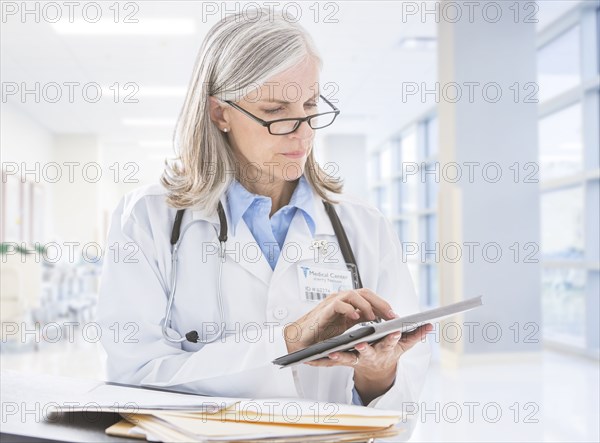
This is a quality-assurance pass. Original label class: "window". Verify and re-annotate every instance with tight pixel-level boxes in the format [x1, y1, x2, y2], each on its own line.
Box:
[538, 103, 583, 180]
[537, 24, 581, 102]
[425, 116, 439, 159]
[422, 263, 439, 307]
[369, 116, 439, 307]
[396, 218, 417, 244]
[425, 170, 439, 210]
[537, 5, 600, 353]
[540, 186, 585, 261]
[400, 128, 417, 164]
[368, 152, 380, 183]
[377, 186, 391, 217]
[542, 268, 586, 347]
[380, 144, 393, 180]
[400, 173, 418, 212]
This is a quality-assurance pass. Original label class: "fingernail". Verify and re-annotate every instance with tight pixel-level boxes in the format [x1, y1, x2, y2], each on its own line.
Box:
[388, 309, 398, 318]
[356, 344, 366, 351]
[329, 354, 339, 360]
[393, 333, 402, 340]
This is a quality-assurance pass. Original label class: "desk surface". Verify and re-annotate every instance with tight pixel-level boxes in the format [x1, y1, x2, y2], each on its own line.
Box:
[1, 370, 139, 443]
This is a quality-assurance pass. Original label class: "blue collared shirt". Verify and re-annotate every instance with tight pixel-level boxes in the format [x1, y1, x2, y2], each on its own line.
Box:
[226, 175, 316, 270]
[226, 174, 364, 406]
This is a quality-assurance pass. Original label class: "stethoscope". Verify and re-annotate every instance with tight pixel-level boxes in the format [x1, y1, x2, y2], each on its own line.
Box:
[162, 200, 363, 344]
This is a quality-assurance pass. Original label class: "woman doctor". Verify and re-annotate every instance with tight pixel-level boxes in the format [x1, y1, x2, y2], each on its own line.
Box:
[97, 7, 432, 434]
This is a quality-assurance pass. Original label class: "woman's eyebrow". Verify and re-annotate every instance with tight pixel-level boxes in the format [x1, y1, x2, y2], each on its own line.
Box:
[261, 94, 320, 104]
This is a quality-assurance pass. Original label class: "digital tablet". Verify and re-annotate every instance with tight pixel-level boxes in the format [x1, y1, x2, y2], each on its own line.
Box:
[272, 295, 483, 368]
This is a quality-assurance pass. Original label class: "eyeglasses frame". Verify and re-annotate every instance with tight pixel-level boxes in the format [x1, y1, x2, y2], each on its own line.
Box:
[223, 94, 340, 135]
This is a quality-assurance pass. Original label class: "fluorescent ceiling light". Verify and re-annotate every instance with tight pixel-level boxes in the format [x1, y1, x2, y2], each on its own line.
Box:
[50, 18, 196, 35]
[398, 37, 437, 50]
[122, 118, 176, 127]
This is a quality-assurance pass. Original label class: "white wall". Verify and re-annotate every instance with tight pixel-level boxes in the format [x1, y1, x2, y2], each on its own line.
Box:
[1, 102, 54, 242]
[51, 134, 100, 245]
[319, 134, 368, 202]
[1, 104, 105, 247]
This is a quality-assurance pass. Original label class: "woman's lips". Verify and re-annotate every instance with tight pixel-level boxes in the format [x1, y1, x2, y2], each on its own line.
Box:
[281, 151, 306, 159]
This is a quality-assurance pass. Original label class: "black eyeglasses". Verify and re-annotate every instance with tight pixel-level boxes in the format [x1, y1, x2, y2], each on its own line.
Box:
[224, 94, 340, 135]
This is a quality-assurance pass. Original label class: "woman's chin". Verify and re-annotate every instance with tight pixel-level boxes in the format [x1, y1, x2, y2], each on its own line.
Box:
[279, 161, 306, 181]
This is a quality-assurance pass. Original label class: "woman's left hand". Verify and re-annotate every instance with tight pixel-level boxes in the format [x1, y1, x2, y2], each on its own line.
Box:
[305, 323, 433, 404]
[305, 323, 433, 369]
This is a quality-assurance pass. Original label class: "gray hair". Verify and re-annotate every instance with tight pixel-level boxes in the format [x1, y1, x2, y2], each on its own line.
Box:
[161, 7, 343, 211]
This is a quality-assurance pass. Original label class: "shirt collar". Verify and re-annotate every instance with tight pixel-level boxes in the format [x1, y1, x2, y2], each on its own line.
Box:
[226, 175, 316, 236]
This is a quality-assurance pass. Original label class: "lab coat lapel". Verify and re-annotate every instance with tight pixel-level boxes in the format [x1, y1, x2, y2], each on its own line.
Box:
[272, 194, 336, 283]
[189, 194, 272, 287]
[225, 217, 273, 287]
[189, 196, 222, 225]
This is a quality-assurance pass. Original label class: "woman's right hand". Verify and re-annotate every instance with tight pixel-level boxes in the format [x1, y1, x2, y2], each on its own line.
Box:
[283, 288, 399, 354]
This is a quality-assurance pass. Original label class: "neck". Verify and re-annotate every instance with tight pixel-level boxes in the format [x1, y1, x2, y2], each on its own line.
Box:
[239, 176, 299, 217]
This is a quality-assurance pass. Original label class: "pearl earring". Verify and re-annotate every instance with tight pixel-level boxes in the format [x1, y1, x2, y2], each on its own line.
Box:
[223, 128, 229, 133]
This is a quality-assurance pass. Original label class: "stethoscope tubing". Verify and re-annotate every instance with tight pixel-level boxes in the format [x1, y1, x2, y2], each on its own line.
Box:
[162, 221, 228, 344]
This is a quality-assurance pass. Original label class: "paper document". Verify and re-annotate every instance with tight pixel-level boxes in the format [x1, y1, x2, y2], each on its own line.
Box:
[157, 397, 404, 427]
[48, 382, 240, 414]
[120, 410, 405, 442]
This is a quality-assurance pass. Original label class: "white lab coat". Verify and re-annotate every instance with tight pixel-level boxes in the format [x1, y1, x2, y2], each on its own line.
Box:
[96, 180, 431, 438]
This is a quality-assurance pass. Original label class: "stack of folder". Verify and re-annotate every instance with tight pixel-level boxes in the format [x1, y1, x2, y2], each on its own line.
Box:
[48, 382, 406, 442]
[105, 398, 405, 442]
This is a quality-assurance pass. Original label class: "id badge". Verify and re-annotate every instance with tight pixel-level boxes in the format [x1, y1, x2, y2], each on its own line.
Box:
[297, 263, 359, 303]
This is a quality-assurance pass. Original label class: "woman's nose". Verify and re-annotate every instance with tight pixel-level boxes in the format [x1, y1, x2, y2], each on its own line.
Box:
[290, 120, 314, 140]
